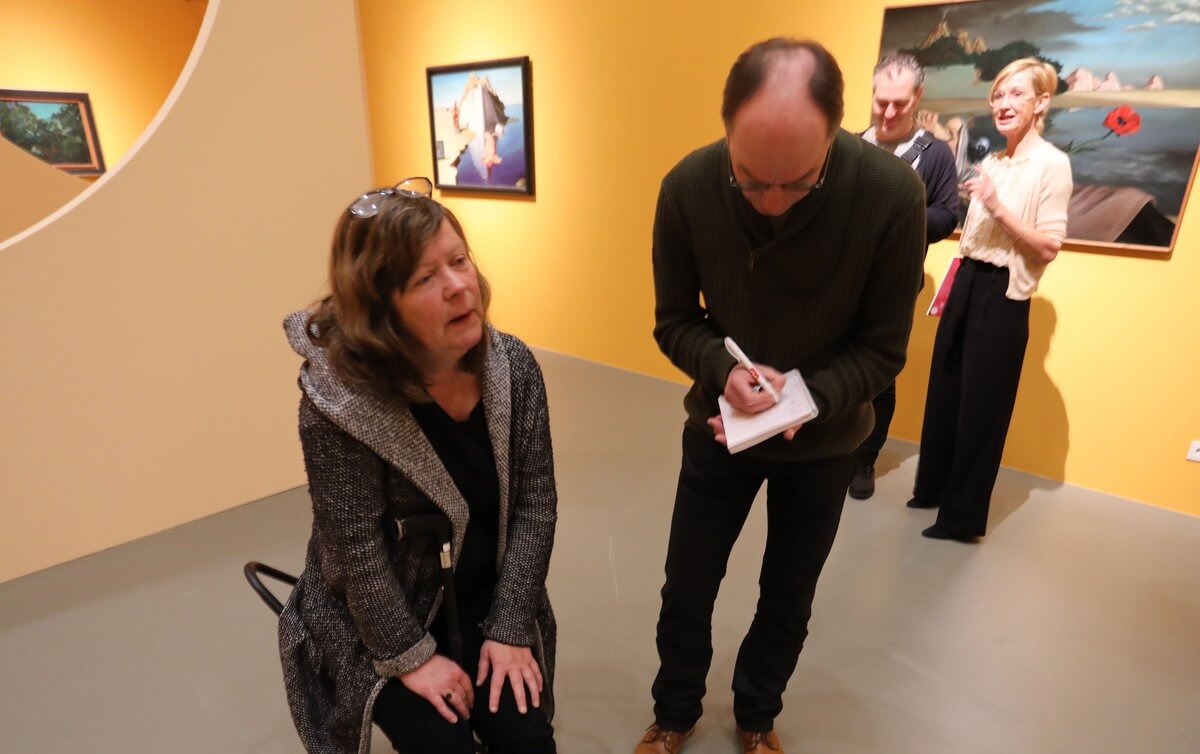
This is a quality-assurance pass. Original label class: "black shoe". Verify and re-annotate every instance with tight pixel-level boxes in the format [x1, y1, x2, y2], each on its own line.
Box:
[921, 524, 980, 543]
[906, 496, 938, 509]
[848, 464, 875, 500]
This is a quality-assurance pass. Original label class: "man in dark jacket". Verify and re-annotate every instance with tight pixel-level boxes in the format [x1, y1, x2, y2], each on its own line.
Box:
[635, 39, 926, 754]
[849, 53, 960, 500]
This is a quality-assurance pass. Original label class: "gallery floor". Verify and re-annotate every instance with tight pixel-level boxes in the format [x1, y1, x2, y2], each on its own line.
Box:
[2, 351, 1197, 753]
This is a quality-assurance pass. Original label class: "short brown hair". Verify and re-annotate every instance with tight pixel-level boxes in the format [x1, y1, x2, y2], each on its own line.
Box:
[721, 38, 844, 135]
[308, 192, 491, 404]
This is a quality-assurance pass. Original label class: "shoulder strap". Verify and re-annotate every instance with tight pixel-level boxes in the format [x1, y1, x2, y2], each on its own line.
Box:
[899, 132, 935, 165]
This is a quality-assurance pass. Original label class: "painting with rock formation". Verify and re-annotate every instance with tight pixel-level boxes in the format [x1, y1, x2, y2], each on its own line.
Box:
[879, 0, 1200, 252]
[426, 57, 534, 195]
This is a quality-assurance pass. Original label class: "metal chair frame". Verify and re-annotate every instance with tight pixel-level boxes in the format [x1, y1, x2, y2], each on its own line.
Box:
[243, 513, 486, 753]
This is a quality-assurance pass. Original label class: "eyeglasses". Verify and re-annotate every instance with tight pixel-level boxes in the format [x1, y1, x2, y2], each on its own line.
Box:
[348, 176, 433, 217]
[728, 140, 833, 194]
[988, 91, 1035, 110]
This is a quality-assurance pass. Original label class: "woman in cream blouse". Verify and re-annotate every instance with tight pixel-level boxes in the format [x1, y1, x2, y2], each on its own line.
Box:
[909, 58, 1072, 541]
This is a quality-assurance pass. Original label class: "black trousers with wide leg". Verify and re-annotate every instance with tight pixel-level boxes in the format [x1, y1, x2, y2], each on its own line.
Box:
[651, 426, 854, 733]
[913, 258, 1030, 537]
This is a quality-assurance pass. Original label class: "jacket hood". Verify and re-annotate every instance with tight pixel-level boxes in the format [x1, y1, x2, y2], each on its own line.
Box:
[282, 309, 513, 553]
[283, 308, 353, 416]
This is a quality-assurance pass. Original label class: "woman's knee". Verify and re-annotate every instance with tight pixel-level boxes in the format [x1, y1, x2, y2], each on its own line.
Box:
[474, 700, 555, 753]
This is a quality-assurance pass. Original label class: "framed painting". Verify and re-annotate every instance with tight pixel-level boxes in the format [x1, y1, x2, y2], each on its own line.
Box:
[879, 0, 1200, 252]
[0, 89, 105, 176]
[426, 57, 534, 195]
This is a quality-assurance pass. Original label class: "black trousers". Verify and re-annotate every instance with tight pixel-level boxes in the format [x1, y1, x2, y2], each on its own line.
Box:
[914, 258, 1029, 537]
[651, 427, 854, 733]
[857, 380, 897, 466]
[372, 589, 556, 753]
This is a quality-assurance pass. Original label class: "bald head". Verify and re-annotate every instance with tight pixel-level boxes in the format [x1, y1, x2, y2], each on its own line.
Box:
[723, 39, 843, 216]
[721, 38, 844, 135]
[732, 51, 827, 139]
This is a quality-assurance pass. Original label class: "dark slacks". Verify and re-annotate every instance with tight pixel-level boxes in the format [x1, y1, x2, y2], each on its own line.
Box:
[914, 258, 1029, 537]
[651, 426, 854, 733]
[372, 588, 556, 753]
[857, 380, 897, 466]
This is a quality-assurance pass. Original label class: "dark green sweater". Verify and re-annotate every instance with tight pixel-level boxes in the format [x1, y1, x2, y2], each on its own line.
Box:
[652, 129, 926, 461]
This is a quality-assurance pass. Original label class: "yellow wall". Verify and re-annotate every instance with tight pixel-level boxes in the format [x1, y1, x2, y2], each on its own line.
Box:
[360, 0, 1199, 514]
[0, 0, 373, 583]
[0, 0, 206, 184]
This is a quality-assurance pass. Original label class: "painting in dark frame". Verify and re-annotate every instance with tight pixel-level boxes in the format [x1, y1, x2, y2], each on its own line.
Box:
[0, 89, 106, 177]
[426, 57, 534, 196]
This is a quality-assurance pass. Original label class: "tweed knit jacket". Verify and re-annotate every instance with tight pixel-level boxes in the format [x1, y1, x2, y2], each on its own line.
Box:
[278, 311, 558, 754]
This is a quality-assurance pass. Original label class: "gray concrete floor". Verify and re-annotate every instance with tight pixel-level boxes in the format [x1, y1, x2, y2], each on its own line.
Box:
[2, 350, 1198, 753]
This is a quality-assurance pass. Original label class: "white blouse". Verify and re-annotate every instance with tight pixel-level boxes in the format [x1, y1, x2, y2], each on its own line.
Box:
[959, 138, 1073, 300]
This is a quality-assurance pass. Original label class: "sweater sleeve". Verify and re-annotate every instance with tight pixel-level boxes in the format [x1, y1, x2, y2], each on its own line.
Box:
[804, 180, 926, 418]
[651, 181, 738, 398]
[482, 339, 558, 647]
[1035, 150, 1073, 242]
[299, 398, 436, 677]
[922, 140, 960, 245]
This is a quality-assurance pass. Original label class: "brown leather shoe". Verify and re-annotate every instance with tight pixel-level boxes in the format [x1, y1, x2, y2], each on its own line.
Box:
[738, 726, 783, 753]
[634, 723, 694, 754]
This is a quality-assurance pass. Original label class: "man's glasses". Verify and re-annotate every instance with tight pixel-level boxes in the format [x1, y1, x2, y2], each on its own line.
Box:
[728, 140, 833, 194]
[348, 176, 434, 217]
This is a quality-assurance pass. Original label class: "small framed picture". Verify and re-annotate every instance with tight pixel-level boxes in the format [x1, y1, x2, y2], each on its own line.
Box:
[426, 57, 534, 195]
[0, 89, 106, 176]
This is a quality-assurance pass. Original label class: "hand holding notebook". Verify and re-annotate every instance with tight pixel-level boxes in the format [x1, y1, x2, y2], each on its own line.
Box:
[717, 369, 820, 454]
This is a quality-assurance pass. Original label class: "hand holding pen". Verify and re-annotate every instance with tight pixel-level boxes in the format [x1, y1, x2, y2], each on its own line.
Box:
[722, 337, 784, 411]
[709, 337, 798, 447]
[725, 337, 781, 402]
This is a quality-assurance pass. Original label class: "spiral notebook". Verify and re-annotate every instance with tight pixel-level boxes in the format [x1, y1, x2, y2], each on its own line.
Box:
[717, 369, 819, 454]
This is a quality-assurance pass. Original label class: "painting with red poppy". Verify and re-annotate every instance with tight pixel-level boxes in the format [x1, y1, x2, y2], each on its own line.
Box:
[878, 0, 1200, 252]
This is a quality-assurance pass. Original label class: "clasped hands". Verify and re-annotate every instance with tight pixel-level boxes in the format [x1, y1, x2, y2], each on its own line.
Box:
[400, 639, 543, 724]
[708, 363, 801, 446]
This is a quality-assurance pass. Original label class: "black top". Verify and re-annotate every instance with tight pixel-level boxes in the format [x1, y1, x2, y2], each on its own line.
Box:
[411, 399, 500, 621]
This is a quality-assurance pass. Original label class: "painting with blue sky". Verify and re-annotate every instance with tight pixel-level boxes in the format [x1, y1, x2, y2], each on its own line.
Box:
[426, 58, 533, 195]
[0, 89, 105, 176]
[879, 0, 1200, 251]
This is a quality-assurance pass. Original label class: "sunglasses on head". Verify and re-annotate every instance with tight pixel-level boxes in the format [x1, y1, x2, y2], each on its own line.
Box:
[348, 176, 434, 218]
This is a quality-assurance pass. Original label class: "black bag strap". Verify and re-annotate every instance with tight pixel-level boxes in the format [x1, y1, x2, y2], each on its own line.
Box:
[899, 132, 935, 165]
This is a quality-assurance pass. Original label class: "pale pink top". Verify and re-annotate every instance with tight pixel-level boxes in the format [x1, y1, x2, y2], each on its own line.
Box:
[959, 138, 1072, 300]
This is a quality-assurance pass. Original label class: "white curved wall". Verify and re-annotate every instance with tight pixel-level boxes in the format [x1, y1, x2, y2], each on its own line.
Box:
[0, 0, 373, 582]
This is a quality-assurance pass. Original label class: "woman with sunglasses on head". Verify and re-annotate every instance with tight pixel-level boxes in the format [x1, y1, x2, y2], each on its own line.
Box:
[278, 178, 558, 753]
[909, 58, 1072, 542]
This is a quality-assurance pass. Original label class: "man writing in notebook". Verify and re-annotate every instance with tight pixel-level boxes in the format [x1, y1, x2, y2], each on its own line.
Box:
[848, 53, 959, 500]
[636, 39, 925, 754]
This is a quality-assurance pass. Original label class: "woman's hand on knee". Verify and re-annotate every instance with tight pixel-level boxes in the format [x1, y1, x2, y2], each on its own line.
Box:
[399, 655, 474, 724]
[476, 639, 543, 714]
